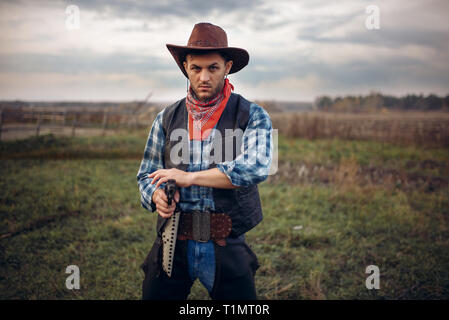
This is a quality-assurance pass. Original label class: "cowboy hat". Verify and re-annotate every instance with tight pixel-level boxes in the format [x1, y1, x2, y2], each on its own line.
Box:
[166, 22, 250, 78]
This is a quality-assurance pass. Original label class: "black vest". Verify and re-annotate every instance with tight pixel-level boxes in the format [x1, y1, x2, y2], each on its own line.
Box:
[156, 93, 263, 238]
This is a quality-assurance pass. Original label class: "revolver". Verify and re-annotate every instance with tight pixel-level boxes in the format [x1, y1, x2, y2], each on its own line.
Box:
[164, 179, 178, 207]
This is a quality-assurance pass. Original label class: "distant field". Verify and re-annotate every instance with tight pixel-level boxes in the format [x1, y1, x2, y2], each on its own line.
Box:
[271, 111, 449, 148]
[2, 109, 449, 148]
[0, 130, 448, 299]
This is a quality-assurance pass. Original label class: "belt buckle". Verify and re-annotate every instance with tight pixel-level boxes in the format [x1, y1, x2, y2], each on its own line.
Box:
[192, 210, 211, 242]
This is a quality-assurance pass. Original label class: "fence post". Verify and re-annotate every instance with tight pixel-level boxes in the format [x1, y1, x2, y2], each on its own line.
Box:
[72, 113, 78, 137]
[0, 108, 3, 141]
[135, 114, 140, 130]
[36, 112, 41, 136]
[102, 110, 109, 136]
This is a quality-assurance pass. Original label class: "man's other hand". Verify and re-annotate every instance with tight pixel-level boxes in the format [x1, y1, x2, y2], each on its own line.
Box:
[148, 168, 194, 189]
[152, 188, 180, 218]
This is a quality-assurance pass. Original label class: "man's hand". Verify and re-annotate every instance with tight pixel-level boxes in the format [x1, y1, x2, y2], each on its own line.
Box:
[149, 167, 238, 190]
[149, 168, 194, 189]
[152, 188, 180, 218]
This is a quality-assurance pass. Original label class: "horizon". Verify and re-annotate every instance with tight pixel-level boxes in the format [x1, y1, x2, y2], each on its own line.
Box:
[1, 91, 448, 105]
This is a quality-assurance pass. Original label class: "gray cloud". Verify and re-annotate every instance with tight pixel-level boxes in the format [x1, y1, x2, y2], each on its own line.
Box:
[296, 0, 449, 52]
[239, 53, 449, 94]
[300, 26, 449, 52]
[0, 52, 170, 74]
[60, 0, 263, 20]
[1, 0, 448, 100]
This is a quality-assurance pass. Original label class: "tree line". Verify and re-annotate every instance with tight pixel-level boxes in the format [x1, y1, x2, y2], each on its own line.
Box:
[314, 92, 449, 112]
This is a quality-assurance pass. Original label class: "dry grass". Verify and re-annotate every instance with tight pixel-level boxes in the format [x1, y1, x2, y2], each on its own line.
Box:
[270, 111, 449, 147]
[332, 155, 360, 190]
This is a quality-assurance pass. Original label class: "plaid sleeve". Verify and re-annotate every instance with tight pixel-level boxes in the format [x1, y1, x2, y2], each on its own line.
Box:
[216, 102, 273, 187]
[136, 110, 166, 212]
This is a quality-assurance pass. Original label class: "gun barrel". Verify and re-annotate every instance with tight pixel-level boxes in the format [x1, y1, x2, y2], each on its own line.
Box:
[165, 179, 177, 206]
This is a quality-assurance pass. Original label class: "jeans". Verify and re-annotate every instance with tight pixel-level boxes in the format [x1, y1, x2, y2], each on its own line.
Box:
[142, 235, 259, 300]
[186, 239, 215, 293]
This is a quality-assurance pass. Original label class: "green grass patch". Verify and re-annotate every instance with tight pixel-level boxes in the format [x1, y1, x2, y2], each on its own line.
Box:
[1, 132, 448, 299]
[278, 135, 449, 178]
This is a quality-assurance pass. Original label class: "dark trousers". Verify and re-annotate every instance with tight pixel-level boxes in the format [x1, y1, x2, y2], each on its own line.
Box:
[141, 238, 259, 300]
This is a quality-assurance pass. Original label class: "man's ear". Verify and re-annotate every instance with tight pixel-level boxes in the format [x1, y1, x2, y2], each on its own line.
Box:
[183, 61, 188, 73]
[225, 60, 233, 75]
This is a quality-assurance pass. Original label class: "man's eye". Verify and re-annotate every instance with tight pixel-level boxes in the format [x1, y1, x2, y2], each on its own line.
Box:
[210, 66, 218, 70]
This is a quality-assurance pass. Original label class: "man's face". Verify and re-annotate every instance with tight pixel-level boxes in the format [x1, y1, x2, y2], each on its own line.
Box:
[183, 51, 233, 101]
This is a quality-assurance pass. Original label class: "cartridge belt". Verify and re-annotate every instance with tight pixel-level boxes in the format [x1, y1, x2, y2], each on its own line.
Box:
[177, 211, 232, 247]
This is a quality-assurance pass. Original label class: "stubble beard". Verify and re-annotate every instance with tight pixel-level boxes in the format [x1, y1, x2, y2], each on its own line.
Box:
[193, 78, 225, 102]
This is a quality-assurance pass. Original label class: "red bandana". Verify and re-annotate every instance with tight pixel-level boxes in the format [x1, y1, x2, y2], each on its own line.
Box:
[186, 78, 234, 140]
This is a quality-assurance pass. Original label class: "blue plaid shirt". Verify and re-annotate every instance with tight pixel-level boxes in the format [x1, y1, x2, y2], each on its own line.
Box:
[136, 100, 273, 214]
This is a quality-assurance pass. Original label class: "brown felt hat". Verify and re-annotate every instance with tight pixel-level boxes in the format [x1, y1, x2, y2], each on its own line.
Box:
[166, 22, 250, 78]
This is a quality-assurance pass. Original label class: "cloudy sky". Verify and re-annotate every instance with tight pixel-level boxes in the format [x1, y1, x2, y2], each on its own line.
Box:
[0, 0, 448, 102]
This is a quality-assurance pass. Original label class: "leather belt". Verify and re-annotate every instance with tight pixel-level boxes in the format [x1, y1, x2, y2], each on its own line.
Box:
[177, 211, 232, 247]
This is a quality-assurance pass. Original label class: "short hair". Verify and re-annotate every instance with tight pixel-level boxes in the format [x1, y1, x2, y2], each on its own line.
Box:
[184, 49, 231, 63]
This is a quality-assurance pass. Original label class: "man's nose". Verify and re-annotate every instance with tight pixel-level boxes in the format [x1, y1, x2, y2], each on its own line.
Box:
[199, 69, 210, 82]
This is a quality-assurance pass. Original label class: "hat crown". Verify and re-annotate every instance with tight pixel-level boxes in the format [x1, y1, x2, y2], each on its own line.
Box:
[187, 23, 228, 48]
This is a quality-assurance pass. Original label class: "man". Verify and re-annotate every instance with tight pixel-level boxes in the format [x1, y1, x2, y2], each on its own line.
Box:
[137, 22, 273, 300]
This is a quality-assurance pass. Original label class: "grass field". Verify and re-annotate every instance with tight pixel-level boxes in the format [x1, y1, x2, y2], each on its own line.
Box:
[1, 130, 448, 299]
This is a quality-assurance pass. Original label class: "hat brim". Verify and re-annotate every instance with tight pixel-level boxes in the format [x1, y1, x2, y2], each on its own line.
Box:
[166, 44, 249, 78]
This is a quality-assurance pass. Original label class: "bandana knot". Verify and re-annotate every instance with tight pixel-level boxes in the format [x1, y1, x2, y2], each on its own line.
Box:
[186, 78, 234, 140]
